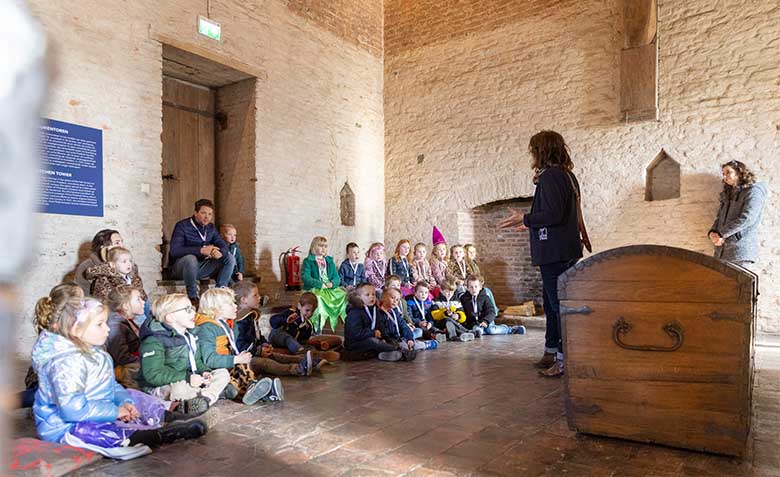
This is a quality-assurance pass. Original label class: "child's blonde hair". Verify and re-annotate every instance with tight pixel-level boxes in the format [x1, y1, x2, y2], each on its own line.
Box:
[393, 239, 412, 261]
[220, 224, 236, 235]
[309, 236, 328, 255]
[33, 282, 83, 335]
[440, 280, 457, 292]
[106, 246, 131, 264]
[413, 242, 427, 257]
[432, 243, 448, 259]
[198, 288, 236, 317]
[49, 298, 107, 353]
[106, 285, 142, 317]
[366, 242, 384, 259]
[152, 293, 190, 323]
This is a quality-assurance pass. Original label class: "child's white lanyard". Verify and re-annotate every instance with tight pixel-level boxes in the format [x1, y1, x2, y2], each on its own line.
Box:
[458, 260, 467, 278]
[189, 218, 207, 243]
[401, 258, 409, 277]
[364, 305, 376, 329]
[216, 319, 239, 355]
[414, 298, 426, 321]
[123, 274, 132, 285]
[230, 246, 236, 257]
[350, 262, 360, 286]
[383, 308, 400, 335]
[181, 331, 199, 373]
[472, 296, 478, 314]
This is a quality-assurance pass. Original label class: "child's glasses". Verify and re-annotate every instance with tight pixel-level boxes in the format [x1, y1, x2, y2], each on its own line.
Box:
[172, 305, 196, 314]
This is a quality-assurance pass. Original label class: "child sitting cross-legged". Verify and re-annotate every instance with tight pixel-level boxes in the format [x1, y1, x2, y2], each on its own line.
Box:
[343, 283, 398, 361]
[376, 286, 419, 361]
[268, 292, 340, 362]
[461, 275, 526, 336]
[431, 280, 474, 342]
[233, 281, 325, 377]
[385, 275, 437, 350]
[194, 288, 284, 404]
[406, 282, 440, 341]
[137, 294, 230, 414]
[105, 285, 145, 389]
[33, 298, 207, 457]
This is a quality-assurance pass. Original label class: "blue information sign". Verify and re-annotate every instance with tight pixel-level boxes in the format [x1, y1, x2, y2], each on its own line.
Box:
[37, 118, 103, 217]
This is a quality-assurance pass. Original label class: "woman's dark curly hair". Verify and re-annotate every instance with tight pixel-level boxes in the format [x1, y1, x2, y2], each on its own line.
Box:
[90, 229, 119, 254]
[528, 130, 573, 171]
[721, 160, 756, 193]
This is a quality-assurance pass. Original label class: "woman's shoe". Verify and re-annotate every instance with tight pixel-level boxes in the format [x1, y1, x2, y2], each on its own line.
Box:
[533, 352, 556, 369]
[538, 360, 564, 378]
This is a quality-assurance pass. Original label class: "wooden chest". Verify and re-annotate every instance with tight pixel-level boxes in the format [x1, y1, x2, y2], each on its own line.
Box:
[559, 245, 756, 457]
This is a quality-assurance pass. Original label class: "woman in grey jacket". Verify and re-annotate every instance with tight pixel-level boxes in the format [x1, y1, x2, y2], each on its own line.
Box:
[708, 160, 767, 269]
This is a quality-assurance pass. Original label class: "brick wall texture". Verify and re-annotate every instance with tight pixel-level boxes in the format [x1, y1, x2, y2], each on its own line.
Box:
[19, 0, 385, 355]
[384, 0, 780, 334]
[458, 200, 542, 306]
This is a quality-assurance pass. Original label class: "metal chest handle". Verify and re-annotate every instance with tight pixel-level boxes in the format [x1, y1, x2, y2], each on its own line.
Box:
[612, 317, 684, 352]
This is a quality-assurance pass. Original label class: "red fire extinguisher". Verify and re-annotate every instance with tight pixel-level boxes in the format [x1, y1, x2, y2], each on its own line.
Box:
[279, 246, 302, 290]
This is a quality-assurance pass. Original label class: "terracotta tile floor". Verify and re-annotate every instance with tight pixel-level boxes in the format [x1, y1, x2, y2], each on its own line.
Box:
[12, 329, 780, 476]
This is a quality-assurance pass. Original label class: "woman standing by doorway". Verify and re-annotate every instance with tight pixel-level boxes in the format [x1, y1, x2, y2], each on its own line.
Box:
[499, 131, 586, 378]
[708, 160, 767, 270]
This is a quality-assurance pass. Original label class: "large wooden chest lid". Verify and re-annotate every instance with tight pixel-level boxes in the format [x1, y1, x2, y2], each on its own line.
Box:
[559, 245, 756, 457]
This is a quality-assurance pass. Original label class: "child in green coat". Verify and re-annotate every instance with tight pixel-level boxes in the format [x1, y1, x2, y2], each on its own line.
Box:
[301, 236, 348, 332]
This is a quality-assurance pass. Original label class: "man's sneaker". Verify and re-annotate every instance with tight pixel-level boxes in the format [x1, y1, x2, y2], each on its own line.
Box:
[378, 350, 402, 361]
[459, 332, 476, 342]
[159, 420, 207, 444]
[434, 333, 448, 343]
[242, 378, 273, 405]
[472, 327, 484, 338]
[220, 383, 239, 400]
[401, 348, 417, 362]
[181, 396, 210, 416]
[512, 325, 527, 335]
[262, 378, 285, 402]
[297, 350, 313, 376]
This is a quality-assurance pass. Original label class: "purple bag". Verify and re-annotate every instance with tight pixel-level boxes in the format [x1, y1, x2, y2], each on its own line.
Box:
[69, 389, 165, 448]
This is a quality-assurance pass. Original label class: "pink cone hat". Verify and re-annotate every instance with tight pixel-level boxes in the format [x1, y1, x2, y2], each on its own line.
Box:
[432, 226, 446, 246]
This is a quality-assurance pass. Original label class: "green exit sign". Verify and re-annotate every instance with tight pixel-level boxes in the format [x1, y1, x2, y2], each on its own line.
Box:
[198, 16, 221, 41]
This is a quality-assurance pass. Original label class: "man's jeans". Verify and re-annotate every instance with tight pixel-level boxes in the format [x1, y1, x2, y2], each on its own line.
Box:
[171, 253, 236, 299]
[484, 323, 512, 335]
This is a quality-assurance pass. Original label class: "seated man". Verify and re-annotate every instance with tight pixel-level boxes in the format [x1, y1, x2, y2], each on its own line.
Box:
[169, 198, 235, 303]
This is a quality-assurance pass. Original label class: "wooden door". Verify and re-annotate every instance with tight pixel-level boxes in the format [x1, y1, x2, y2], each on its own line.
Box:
[161, 76, 216, 268]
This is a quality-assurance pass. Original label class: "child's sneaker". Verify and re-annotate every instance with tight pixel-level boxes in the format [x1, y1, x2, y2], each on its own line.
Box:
[434, 333, 448, 343]
[242, 378, 273, 405]
[512, 325, 527, 335]
[296, 350, 314, 376]
[159, 420, 207, 444]
[401, 348, 417, 362]
[220, 383, 239, 400]
[425, 340, 438, 350]
[459, 332, 476, 342]
[263, 377, 285, 402]
[472, 326, 484, 338]
[181, 396, 210, 416]
[378, 350, 402, 361]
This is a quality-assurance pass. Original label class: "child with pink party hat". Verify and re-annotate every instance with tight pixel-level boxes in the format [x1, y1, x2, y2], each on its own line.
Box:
[429, 226, 449, 289]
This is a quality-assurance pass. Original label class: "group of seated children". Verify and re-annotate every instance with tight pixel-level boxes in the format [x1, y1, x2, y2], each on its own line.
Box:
[24, 269, 343, 457]
[342, 274, 526, 362]
[22, 223, 525, 458]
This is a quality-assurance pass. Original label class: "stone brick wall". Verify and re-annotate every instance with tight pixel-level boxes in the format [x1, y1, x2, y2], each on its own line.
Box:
[458, 199, 541, 307]
[385, 0, 780, 334]
[17, 0, 384, 356]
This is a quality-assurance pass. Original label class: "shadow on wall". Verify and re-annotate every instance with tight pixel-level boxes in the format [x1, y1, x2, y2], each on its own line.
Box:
[61, 240, 93, 283]
[594, 172, 723, 255]
[256, 246, 304, 305]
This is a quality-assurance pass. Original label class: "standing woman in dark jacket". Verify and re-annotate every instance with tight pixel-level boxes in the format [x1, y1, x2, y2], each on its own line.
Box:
[499, 131, 584, 378]
[708, 160, 767, 270]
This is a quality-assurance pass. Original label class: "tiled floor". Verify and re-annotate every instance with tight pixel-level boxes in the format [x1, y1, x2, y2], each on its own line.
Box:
[12, 329, 780, 476]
